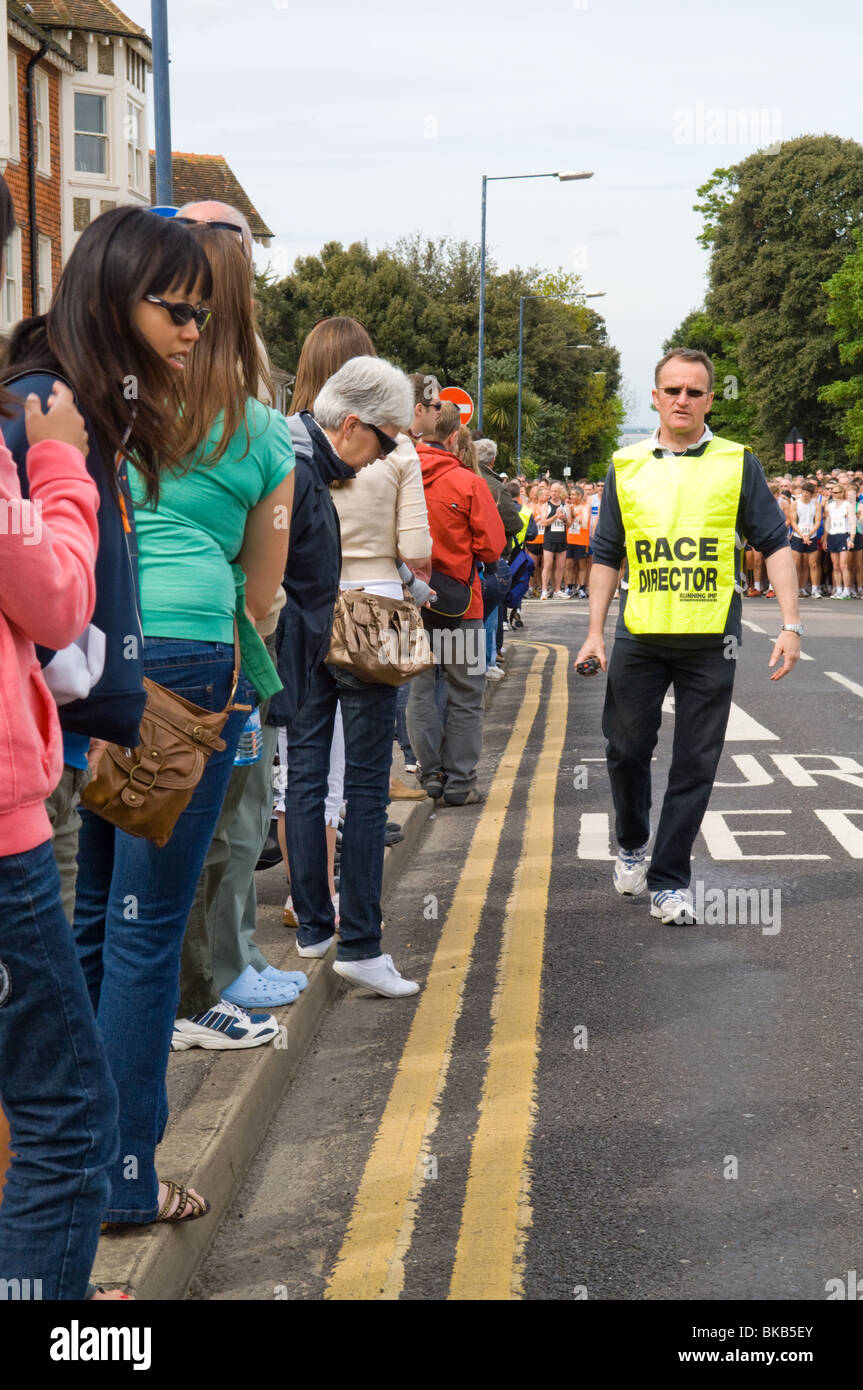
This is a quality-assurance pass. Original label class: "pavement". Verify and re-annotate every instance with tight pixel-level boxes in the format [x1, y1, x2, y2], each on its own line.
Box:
[90, 757, 438, 1300]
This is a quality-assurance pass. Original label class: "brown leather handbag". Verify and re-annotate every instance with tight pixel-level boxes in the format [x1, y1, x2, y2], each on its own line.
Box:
[80, 628, 248, 848]
[326, 587, 435, 687]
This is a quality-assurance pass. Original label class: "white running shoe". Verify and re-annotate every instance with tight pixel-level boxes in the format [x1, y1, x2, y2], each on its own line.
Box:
[553, 589, 567, 599]
[810, 588, 821, 599]
[171, 1000, 279, 1051]
[649, 889, 696, 925]
[296, 933, 335, 958]
[333, 953, 419, 998]
[613, 844, 648, 896]
[486, 665, 505, 681]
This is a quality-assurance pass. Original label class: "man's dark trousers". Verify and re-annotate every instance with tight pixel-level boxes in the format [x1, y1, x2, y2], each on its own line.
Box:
[602, 638, 736, 891]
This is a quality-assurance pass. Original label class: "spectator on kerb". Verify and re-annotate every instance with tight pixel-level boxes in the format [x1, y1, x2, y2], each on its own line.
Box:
[408, 402, 506, 806]
[407, 372, 442, 443]
[283, 357, 423, 998]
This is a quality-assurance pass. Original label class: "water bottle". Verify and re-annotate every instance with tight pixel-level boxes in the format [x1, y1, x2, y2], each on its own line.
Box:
[234, 707, 263, 765]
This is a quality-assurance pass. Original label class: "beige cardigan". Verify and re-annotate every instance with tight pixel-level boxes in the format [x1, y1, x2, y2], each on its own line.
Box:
[332, 432, 431, 585]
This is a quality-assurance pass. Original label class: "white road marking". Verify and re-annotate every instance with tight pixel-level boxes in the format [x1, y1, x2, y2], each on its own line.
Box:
[577, 813, 617, 861]
[814, 810, 863, 858]
[714, 754, 775, 788]
[699, 809, 830, 860]
[770, 754, 863, 790]
[825, 670, 863, 700]
[741, 619, 767, 634]
[663, 697, 779, 740]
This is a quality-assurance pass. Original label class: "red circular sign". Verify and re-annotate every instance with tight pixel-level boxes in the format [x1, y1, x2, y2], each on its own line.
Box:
[440, 386, 475, 424]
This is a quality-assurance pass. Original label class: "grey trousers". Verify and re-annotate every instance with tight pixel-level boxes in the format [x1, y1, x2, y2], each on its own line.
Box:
[178, 710, 278, 1019]
[46, 765, 90, 926]
[406, 618, 486, 797]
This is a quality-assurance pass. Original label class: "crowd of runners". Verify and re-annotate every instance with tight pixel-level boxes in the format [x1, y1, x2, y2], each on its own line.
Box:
[512, 468, 863, 604]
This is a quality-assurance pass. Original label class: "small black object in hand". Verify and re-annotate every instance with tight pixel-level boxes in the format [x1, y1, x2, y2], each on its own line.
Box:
[576, 656, 601, 676]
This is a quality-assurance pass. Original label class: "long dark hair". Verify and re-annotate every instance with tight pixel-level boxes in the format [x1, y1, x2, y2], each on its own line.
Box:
[0, 175, 17, 419]
[1, 206, 212, 501]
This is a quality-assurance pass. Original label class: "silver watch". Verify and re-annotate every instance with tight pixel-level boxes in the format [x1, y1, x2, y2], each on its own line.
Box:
[780, 623, 804, 635]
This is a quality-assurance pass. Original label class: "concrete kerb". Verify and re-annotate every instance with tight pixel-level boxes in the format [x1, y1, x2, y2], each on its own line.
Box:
[91, 789, 436, 1300]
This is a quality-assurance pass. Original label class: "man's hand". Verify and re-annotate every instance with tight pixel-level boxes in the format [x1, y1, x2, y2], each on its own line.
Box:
[768, 632, 800, 681]
[574, 634, 607, 673]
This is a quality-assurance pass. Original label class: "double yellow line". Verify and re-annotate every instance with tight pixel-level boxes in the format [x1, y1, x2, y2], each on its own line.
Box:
[325, 642, 569, 1301]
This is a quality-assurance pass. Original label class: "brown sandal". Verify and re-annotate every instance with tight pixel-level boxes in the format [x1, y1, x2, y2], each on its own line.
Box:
[155, 1180, 211, 1223]
[101, 1180, 211, 1232]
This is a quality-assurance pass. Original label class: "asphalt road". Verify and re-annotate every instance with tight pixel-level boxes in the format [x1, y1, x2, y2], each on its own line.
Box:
[192, 593, 863, 1303]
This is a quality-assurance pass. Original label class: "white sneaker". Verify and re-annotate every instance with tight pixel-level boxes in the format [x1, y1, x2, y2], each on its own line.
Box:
[553, 589, 567, 599]
[810, 588, 821, 599]
[296, 933, 335, 958]
[333, 953, 419, 998]
[486, 665, 505, 681]
[613, 844, 648, 896]
[171, 999, 279, 1051]
[649, 889, 696, 925]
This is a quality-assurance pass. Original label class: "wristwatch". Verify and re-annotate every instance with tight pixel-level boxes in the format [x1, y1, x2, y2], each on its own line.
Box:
[779, 623, 804, 635]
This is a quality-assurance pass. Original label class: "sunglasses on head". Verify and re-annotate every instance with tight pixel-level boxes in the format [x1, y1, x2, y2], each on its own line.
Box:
[174, 216, 245, 242]
[360, 420, 398, 455]
[145, 294, 212, 331]
[659, 385, 708, 399]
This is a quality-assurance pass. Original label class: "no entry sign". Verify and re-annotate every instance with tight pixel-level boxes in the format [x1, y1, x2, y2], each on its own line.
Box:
[440, 386, 475, 424]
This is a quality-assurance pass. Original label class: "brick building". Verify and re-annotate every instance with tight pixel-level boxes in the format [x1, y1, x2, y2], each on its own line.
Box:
[1, 0, 152, 327]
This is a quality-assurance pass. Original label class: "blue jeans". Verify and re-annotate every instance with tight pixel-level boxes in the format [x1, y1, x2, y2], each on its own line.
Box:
[394, 683, 414, 760]
[0, 840, 118, 1297]
[285, 662, 396, 961]
[72, 638, 252, 1222]
[484, 606, 500, 667]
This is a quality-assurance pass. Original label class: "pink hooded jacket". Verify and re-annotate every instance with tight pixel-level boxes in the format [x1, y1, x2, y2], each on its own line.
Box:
[0, 428, 99, 856]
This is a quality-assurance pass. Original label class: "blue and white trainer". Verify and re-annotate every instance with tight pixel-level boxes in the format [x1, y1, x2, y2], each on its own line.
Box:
[649, 889, 696, 926]
[171, 999, 279, 1051]
[613, 844, 648, 896]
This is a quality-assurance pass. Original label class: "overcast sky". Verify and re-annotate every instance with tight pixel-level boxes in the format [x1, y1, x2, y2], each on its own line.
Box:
[123, 0, 863, 424]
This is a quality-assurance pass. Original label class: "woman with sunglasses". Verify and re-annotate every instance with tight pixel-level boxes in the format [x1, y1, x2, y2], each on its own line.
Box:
[71, 226, 295, 1227]
[1, 208, 212, 928]
[275, 355, 426, 997]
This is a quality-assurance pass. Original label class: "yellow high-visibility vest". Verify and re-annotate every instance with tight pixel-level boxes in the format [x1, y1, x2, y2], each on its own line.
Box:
[516, 504, 532, 546]
[614, 436, 745, 635]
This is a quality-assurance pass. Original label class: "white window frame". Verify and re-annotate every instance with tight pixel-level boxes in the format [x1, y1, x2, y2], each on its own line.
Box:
[1, 226, 23, 331]
[8, 54, 19, 162]
[125, 98, 145, 192]
[73, 89, 109, 179]
[37, 235, 52, 314]
[34, 70, 50, 176]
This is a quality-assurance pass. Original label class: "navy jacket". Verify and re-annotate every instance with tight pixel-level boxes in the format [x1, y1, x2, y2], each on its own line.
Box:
[267, 412, 355, 727]
[4, 371, 146, 745]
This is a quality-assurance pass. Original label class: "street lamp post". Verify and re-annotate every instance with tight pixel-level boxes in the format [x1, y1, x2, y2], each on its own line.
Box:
[478, 169, 593, 429]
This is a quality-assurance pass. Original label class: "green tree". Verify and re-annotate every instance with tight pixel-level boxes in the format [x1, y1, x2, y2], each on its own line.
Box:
[697, 135, 863, 468]
[253, 236, 624, 465]
[483, 381, 545, 469]
[819, 226, 863, 459]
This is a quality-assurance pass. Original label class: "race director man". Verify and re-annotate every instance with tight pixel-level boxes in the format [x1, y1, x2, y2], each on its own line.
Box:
[574, 347, 801, 925]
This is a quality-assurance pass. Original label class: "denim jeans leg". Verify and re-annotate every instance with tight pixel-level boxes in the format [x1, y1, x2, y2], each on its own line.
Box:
[72, 639, 247, 1221]
[331, 669, 397, 961]
[648, 646, 736, 891]
[484, 607, 498, 667]
[394, 682, 414, 759]
[284, 663, 338, 947]
[0, 841, 118, 1298]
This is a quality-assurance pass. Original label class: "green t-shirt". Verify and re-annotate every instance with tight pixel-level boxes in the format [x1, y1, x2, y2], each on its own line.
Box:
[130, 399, 294, 642]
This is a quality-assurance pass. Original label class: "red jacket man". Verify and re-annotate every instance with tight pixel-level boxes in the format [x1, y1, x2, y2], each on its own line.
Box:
[416, 416, 505, 621]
